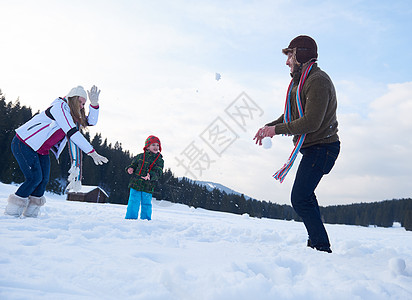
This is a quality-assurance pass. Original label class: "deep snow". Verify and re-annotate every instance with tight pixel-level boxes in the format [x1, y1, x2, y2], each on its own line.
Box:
[1, 182, 412, 300]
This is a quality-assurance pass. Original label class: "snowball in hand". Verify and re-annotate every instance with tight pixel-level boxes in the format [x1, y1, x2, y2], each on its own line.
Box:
[262, 137, 272, 149]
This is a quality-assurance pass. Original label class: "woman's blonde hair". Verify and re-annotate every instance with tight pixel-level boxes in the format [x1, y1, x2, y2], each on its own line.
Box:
[67, 96, 88, 128]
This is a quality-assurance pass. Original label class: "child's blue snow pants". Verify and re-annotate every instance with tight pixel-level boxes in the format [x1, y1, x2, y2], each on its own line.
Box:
[125, 188, 153, 220]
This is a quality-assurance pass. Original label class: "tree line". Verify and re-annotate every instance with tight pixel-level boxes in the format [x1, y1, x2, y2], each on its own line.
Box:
[1, 90, 411, 231]
[153, 171, 412, 230]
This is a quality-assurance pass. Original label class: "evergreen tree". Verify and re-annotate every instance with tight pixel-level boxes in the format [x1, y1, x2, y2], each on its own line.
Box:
[403, 209, 412, 231]
[0, 94, 33, 184]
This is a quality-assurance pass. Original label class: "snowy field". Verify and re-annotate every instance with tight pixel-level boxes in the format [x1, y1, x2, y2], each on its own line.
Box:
[1, 182, 412, 300]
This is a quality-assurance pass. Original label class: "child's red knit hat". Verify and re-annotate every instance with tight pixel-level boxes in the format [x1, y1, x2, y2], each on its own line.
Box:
[143, 135, 162, 152]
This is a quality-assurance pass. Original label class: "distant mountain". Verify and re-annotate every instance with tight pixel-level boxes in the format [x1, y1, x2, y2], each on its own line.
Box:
[193, 180, 254, 200]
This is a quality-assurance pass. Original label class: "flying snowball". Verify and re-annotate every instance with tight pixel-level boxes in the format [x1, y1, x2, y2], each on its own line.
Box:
[215, 73, 221, 81]
[262, 137, 272, 149]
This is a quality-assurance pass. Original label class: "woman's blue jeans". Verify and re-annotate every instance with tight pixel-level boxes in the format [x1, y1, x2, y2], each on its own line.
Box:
[125, 189, 153, 220]
[11, 135, 50, 198]
[291, 141, 340, 248]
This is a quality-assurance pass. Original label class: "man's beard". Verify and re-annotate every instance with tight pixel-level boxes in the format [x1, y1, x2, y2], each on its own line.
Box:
[290, 63, 302, 81]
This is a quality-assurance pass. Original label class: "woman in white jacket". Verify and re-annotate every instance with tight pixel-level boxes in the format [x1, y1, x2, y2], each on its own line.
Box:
[5, 85, 108, 218]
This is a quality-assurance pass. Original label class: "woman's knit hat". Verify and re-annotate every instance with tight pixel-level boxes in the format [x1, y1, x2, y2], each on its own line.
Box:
[282, 35, 318, 64]
[67, 86, 88, 100]
[144, 135, 162, 152]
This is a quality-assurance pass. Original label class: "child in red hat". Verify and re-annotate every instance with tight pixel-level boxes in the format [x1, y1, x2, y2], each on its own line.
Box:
[125, 135, 164, 220]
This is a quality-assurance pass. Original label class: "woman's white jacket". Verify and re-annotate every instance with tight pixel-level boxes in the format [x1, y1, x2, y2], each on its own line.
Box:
[15, 98, 98, 159]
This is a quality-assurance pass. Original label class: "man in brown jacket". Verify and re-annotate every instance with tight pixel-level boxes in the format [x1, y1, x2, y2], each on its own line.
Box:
[255, 35, 340, 253]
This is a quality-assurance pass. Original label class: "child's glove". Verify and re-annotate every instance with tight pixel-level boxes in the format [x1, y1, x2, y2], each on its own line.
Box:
[87, 85, 100, 107]
[88, 150, 108, 165]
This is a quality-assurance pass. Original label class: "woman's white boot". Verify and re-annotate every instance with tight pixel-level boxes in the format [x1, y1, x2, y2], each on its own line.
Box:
[5, 194, 29, 217]
[23, 195, 46, 217]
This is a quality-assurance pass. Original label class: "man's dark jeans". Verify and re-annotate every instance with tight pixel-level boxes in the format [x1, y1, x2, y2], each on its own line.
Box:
[291, 141, 340, 249]
[11, 135, 50, 198]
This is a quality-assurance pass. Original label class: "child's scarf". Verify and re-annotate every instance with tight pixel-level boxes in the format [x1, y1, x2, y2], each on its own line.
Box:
[273, 62, 315, 183]
[66, 123, 83, 192]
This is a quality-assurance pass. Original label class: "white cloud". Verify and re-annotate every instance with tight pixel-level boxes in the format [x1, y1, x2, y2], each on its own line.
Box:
[318, 81, 412, 204]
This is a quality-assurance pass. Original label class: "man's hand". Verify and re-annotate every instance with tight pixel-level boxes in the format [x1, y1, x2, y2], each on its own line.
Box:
[254, 127, 265, 145]
[254, 126, 276, 145]
[263, 126, 276, 138]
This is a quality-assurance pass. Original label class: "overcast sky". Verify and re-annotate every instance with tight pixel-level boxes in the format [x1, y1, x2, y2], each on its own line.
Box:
[1, 0, 411, 206]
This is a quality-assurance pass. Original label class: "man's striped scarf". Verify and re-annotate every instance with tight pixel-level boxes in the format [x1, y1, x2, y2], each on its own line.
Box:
[273, 62, 315, 183]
